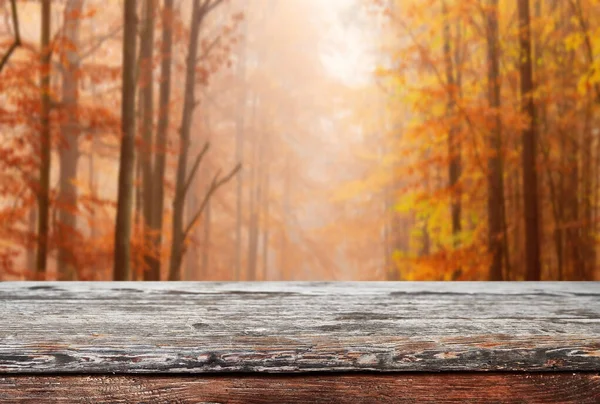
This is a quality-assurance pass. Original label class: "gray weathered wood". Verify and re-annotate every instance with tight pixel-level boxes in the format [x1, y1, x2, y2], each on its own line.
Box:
[0, 282, 599, 373]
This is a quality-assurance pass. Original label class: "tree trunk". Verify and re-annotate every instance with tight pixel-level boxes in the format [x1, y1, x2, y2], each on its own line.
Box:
[133, 121, 142, 279]
[441, 0, 461, 252]
[200, 198, 210, 280]
[280, 156, 291, 280]
[581, 101, 593, 280]
[261, 167, 270, 281]
[486, 0, 504, 281]
[566, 136, 581, 279]
[113, 0, 138, 281]
[247, 155, 262, 281]
[420, 166, 432, 258]
[199, 101, 212, 281]
[168, 0, 203, 281]
[234, 16, 247, 281]
[36, 0, 51, 278]
[246, 103, 261, 281]
[150, 0, 174, 279]
[184, 189, 199, 281]
[168, 0, 231, 281]
[57, 0, 84, 281]
[518, 0, 542, 280]
[88, 134, 99, 279]
[0, 0, 21, 74]
[141, 0, 157, 280]
[26, 207, 36, 274]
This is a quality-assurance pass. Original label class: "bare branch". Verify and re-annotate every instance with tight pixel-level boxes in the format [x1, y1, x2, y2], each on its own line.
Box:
[199, 0, 225, 15]
[182, 142, 210, 198]
[0, 0, 21, 74]
[0, 42, 18, 73]
[198, 0, 226, 23]
[195, 35, 221, 63]
[183, 162, 241, 237]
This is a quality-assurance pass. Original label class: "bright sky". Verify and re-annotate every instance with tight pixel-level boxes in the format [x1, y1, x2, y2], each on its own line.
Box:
[315, 0, 376, 86]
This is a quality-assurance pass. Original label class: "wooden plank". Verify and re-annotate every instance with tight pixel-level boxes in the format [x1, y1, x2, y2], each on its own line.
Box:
[1, 373, 599, 403]
[0, 282, 599, 373]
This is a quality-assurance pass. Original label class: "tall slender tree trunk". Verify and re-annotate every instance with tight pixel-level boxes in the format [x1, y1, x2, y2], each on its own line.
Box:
[582, 101, 594, 280]
[486, 0, 504, 281]
[132, 58, 145, 279]
[199, 101, 212, 281]
[27, 207, 36, 274]
[280, 156, 291, 280]
[150, 0, 174, 278]
[441, 0, 461, 250]
[542, 121, 564, 280]
[133, 125, 142, 279]
[113, 0, 138, 281]
[57, 0, 84, 281]
[234, 17, 247, 281]
[551, 0, 569, 280]
[247, 150, 262, 281]
[383, 181, 392, 279]
[184, 204, 197, 281]
[88, 135, 99, 278]
[88, 41, 99, 279]
[36, 0, 51, 278]
[518, 0, 542, 280]
[566, 139, 581, 279]
[557, 117, 566, 280]
[184, 190, 199, 280]
[168, 0, 233, 281]
[200, 198, 210, 279]
[140, 0, 156, 280]
[261, 166, 270, 281]
[168, 0, 203, 281]
[246, 105, 262, 281]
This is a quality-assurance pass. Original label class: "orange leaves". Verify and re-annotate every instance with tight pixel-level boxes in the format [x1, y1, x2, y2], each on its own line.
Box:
[79, 64, 120, 87]
[194, 10, 244, 88]
[402, 243, 491, 281]
[369, 0, 600, 281]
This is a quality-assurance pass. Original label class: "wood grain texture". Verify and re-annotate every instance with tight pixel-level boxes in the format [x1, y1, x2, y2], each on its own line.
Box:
[0, 282, 599, 373]
[1, 373, 599, 403]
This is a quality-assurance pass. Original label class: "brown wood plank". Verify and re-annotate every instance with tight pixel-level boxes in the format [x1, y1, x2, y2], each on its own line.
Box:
[1, 373, 599, 403]
[1, 282, 599, 373]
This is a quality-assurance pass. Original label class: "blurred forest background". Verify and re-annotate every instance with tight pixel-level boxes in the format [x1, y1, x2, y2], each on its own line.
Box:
[0, 0, 599, 281]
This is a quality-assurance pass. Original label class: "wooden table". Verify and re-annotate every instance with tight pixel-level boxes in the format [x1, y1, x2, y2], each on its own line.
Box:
[1, 282, 599, 403]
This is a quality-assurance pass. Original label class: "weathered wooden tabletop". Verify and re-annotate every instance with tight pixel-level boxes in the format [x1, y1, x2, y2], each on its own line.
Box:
[1, 281, 599, 403]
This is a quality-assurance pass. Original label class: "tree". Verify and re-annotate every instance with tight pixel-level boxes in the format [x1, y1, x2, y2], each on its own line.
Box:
[167, 0, 240, 281]
[234, 11, 247, 281]
[485, 0, 505, 281]
[140, 0, 157, 280]
[36, 0, 51, 277]
[113, 0, 138, 281]
[57, 0, 84, 280]
[149, 0, 174, 279]
[518, 0, 541, 280]
[441, 0, 461, 248]
[0, 0, 21, 74]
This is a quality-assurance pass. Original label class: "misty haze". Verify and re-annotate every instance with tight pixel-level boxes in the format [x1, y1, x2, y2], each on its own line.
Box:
[0, 0, 599, 282]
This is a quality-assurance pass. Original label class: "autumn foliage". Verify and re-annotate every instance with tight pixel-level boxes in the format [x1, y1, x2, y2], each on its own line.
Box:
[0, 0, 598, 281]
[360, 0, 600, 280]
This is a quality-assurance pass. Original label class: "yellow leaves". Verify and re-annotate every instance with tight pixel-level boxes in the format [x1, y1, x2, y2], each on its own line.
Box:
[564, 32, 585, 53]
[394, 192, 416, 215]
[577, 62, 600, 98]
[397, 240, 491, 281]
